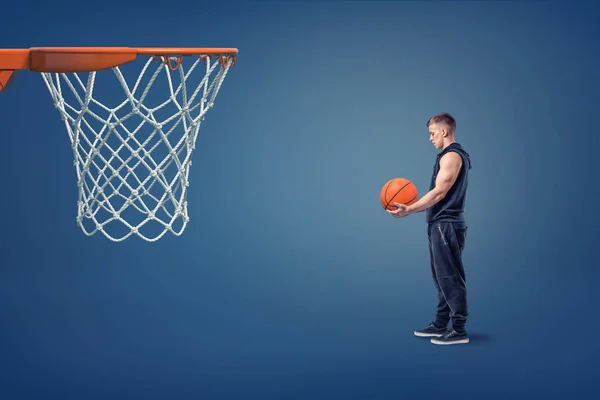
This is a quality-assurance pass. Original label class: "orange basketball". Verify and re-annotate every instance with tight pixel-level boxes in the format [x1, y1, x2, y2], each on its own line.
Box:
[380, 178, 418, 210]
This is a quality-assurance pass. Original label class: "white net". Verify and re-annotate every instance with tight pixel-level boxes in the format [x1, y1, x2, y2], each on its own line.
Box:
[40, 54, 234, 242]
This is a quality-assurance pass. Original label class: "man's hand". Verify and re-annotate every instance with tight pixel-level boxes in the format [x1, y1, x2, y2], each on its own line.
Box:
[387, 202, 410, 218]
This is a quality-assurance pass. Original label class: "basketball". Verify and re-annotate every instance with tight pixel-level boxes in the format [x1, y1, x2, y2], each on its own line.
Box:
[380, 178, 418, 210]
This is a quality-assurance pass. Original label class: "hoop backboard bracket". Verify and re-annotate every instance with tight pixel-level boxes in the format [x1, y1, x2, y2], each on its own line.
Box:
[0, 70, 18, 91]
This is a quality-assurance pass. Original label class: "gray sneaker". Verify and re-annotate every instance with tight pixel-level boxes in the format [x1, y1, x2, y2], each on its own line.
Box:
[414, 322, 447, 338]
[430, 329, 470, 345]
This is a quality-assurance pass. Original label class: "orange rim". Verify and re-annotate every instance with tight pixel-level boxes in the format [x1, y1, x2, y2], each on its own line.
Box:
[0, 47, 238, 73]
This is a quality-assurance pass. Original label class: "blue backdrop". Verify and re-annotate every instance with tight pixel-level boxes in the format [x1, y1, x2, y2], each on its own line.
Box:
[1, 1, 598, 399]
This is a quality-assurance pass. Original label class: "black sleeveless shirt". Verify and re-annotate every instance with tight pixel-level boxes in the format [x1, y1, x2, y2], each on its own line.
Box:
[426, 143, 472, 223]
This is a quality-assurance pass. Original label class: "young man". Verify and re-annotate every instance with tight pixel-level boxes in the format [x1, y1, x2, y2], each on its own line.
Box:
[388, 113, 472, 345]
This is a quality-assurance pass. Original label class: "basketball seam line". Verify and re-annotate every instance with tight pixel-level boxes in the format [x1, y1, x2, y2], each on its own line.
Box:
[386, 181, 411, 210]
[383, 180, 393, 208]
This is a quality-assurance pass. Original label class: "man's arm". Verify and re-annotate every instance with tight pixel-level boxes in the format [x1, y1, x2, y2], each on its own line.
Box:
[406, 152, 462, 214]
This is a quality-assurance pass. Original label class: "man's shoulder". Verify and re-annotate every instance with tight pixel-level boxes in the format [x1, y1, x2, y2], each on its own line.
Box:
[439, 150, 463, 167]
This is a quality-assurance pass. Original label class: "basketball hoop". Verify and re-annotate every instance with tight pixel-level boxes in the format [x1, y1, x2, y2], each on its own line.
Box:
[0, 47, 238, 242]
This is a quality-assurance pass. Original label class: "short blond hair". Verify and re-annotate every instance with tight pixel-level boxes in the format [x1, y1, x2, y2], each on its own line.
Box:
[427, 113, 456, 133]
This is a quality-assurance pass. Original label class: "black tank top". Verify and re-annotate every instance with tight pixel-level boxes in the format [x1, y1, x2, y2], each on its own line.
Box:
[426, 143, 472, 223]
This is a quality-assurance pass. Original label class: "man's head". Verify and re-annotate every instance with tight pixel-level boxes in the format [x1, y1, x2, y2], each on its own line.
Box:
[427, 113, 456, 150]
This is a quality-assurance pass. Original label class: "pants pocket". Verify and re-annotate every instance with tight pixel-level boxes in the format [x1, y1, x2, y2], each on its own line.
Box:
[451, 223, 467, 251]
[437, 224, 448, 245]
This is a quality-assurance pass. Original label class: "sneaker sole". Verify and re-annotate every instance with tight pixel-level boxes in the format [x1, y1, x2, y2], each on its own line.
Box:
[414, 331, 444, 337]
[430, 337, 470, 345]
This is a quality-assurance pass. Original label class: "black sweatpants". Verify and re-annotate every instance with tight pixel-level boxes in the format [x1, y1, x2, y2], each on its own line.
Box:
[428, 221, 469, 333]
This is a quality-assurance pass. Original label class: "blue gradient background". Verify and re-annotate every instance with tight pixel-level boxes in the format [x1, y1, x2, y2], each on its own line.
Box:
[1, 1, 599, 399]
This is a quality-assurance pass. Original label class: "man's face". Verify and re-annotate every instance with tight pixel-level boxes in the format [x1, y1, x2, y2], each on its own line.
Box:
[429, 123, 445, 149]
